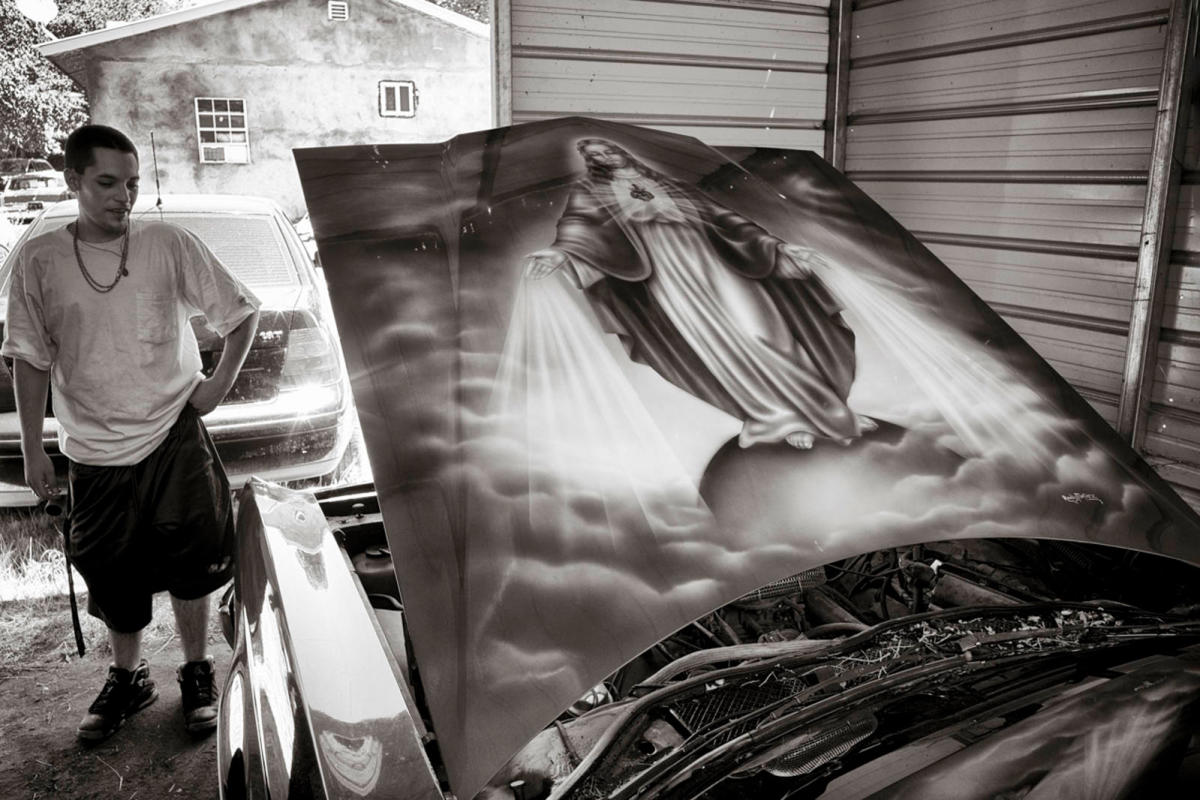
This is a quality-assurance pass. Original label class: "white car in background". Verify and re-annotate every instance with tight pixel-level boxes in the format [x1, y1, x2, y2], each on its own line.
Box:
[0, 214, 17, 263]
[0, 157, 54, 191]
[1, 171, 73, 225]
[0, 194, 356, 506]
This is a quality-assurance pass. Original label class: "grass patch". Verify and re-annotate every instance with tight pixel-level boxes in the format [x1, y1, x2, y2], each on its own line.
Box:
[0, 510, 209, 674]
[0, 509, 66, 603]
[0, 592, 212, 675]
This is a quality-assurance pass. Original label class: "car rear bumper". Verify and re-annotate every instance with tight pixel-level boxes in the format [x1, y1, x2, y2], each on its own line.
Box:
[2, 208, 38, 225]
[0, 388, 353, 506]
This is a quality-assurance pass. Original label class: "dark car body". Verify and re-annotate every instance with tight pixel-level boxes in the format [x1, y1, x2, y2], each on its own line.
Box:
[218, 119, 1200, 800]
[0, 194, 354, 505]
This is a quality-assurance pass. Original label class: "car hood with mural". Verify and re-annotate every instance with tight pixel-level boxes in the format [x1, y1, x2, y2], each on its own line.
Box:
[216, 118, 1200, 800]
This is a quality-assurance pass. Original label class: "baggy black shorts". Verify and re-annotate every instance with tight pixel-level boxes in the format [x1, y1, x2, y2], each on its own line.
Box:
[66, 404, 235, 633]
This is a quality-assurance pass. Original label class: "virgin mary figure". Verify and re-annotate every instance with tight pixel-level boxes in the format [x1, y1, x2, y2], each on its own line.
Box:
[523, 138, 874, 450]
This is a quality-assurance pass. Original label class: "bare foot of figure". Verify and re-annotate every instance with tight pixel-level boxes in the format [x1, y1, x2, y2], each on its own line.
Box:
[786, 432, 815, 449]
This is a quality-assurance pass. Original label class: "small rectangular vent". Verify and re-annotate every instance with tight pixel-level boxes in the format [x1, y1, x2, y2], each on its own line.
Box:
[328, 1, 349, 21]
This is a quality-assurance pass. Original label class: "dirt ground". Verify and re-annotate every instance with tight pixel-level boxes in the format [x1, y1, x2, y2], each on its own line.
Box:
[0, 592, 230, 800]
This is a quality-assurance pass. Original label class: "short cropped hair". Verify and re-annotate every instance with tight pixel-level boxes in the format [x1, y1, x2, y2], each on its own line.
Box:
[64, 125, 138, 173]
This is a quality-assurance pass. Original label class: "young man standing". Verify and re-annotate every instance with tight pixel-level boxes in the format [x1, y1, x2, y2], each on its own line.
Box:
[1, 124, 261, 740]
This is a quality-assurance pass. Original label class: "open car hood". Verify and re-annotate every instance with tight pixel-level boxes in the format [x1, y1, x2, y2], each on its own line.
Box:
[294, 117, 1200, 799]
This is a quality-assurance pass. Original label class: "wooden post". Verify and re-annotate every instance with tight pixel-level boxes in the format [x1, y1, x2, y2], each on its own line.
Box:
[823, 0, 853, 170]
[1118, 0, 1199, 449]
[491, 0, 513, 127]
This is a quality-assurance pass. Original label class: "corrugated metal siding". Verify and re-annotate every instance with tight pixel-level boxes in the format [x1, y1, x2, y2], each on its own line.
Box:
[507, 0, 829, 151]
[844, 0, 1184, 480]
[851, 25, 1166, 116]
[1152, 62, 1200, 502]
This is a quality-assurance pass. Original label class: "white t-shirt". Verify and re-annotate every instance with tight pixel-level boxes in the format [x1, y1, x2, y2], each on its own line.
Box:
[2, 220, 260, 465]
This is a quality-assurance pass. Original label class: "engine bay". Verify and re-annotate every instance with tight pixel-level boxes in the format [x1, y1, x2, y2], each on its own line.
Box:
[321, 488, 1200, 800]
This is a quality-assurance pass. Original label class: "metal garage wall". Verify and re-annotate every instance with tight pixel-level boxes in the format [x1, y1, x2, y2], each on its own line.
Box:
[835, 0, 1200, 505]
[1158, 39, 1200, 501]
[498, 0, 830, 151]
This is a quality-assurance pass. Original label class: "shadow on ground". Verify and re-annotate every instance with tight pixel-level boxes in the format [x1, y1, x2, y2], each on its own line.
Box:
[0, 591, 230, 799]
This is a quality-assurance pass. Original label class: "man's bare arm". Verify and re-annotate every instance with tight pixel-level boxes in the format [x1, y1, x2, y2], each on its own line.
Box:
[13, 359, 57, 500]
[188, 310, 261, 415]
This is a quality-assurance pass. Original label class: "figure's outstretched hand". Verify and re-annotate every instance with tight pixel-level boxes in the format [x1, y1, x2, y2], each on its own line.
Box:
[523, 249, 567, 280]
[777, 243, 827, 278]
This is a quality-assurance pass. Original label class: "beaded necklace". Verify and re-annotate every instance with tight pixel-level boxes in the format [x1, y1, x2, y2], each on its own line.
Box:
[72, 222, 129, 293]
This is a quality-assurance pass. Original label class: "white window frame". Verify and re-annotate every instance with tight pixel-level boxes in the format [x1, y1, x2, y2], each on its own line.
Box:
[195, 97, 250, 164]
[378, 80, 417, 118]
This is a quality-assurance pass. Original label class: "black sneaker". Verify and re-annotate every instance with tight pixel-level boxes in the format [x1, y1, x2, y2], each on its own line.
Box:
[77, 661, 158, 741]
[178, 656, 219, 734]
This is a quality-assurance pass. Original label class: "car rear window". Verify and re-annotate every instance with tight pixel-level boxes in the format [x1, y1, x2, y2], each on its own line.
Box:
[168, 214, 300, 288]
[1, 211, 303, 293]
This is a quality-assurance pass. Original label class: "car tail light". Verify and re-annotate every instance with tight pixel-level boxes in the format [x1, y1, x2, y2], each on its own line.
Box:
[280, 324, 341, 389]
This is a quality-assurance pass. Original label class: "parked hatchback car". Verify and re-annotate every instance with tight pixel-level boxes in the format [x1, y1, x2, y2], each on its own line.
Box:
[1, 171, 72, 225]
[0, 194, 355, 506]
[215, 119, 1200, 800]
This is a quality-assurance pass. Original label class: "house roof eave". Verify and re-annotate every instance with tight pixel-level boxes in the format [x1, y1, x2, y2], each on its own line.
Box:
[37, 0, 489, 60]
[37, 0, 270, 58]
[44, 49, 88, 89]
[385, 0, 489, 39]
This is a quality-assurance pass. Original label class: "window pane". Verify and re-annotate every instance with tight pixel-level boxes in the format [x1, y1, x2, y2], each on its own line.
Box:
[216, 131, 234, 143]
[170, 214, 298, 286]
[399, 88, 411, 113]
[230, 114, 245, 128]
[200, 130, 216, 143]
[229, 100, 244, 113]
[198, 113, 214, 128]
[197, 98, 213, 112]
[230, 131, 247, 143]
[384, 87, 396, 112]
[216, 113, 229, 128]
[214, 99, 229, 112]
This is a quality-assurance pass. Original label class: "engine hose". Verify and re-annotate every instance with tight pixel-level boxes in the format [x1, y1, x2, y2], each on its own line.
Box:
[805, 622, 869, 639]
[641, 638, 835, 685]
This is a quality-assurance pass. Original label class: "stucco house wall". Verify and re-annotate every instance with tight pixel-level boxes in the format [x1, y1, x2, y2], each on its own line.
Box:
[59, 0, 490, 218]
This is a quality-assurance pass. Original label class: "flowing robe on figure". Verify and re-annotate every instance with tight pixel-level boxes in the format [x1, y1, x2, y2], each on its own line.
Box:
[549, 174, 863, 447]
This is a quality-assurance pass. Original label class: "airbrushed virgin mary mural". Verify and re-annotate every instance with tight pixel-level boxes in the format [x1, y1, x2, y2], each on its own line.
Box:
[294, 118, 1200, 799]
[522, 137, 869, 450]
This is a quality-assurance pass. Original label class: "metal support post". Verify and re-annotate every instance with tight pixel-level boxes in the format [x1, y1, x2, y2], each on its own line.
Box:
[1117, 0, 1199, 449]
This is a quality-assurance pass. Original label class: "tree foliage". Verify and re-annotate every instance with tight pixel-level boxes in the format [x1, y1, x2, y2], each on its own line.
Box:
[46, 0, 167, 39]
[430, 0, 488, 24]
[0, 0, 174, 157]
[0, 0, 86, 157]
